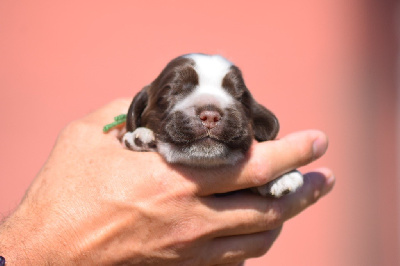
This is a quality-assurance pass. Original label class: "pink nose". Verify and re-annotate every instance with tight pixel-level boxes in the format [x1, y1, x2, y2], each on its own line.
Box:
[199, 110, 221, 129]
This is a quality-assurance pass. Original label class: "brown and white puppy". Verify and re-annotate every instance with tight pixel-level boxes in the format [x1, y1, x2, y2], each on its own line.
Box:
[123, 54, 303, 197]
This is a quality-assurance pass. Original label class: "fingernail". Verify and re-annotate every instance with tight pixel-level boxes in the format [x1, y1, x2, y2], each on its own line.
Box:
[312, 134, 328, 160]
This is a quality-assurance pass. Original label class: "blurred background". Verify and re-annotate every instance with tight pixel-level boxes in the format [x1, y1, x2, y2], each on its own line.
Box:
[0, 1, 399, 265]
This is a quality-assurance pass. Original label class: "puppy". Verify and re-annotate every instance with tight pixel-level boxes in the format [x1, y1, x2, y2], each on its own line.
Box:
[122, 54, 303, 197]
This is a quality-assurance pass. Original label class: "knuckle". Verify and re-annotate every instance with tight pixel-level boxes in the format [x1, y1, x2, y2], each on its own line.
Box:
[111, 97, 132, 106]
[162, 194, 210, 243]
[60, 120, 85, 137]
[58, 119, 93, 145]
[103, 98, 132, 113]
[171, 214, 210, 245]
[264, 201, 285, 228]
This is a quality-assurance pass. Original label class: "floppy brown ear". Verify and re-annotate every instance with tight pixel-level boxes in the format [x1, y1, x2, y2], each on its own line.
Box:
[251, 102, 280, 142]
[126, 86, 149, 132]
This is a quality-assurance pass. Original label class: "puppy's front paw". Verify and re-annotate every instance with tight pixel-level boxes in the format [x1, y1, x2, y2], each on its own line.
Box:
[254, 170, 304, 198]
[122, 127, 157, 151]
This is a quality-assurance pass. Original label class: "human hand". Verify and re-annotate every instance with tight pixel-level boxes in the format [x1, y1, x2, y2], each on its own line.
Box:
[0, 99, 334, 265]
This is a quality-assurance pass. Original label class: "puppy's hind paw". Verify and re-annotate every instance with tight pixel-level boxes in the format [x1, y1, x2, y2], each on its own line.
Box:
[122, 127, 157, 152]
[254, 170, 304, 198]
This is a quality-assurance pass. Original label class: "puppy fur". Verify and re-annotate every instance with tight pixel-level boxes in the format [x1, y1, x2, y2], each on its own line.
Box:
[123, 54, 303, 197]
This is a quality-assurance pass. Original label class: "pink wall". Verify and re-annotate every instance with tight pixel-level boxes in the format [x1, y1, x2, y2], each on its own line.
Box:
[0, 1, 398, 265]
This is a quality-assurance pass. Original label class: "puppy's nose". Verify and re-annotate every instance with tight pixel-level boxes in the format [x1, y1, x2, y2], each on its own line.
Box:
[199, 110, 221, 129]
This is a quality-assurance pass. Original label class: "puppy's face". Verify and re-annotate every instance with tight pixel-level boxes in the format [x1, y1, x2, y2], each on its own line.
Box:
[126, 54, 279, 167]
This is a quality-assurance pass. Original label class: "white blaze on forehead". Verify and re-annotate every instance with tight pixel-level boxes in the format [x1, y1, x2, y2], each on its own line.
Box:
[186, 54, 233, 86]
[172, 54, 235, 112]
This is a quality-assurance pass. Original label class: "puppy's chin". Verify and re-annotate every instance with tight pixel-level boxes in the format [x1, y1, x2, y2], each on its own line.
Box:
[157, 139, 245, 168]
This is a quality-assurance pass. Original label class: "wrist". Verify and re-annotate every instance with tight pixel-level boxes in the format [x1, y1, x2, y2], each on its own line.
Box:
[0, 202, 78, 265]
[0, 209, 46, 265]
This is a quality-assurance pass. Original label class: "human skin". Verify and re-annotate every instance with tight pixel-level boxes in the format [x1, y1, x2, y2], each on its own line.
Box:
[0, 99, 334, 265]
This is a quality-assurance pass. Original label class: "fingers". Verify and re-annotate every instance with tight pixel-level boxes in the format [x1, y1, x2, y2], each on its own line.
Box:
[248, 131, 329, 184]
[66, 100, 331, 202]
[199, 168, 334, 238]
[206, 227, 282, 265]
[178, 130, 329, 196]
[64, 99, 329, 198]
[275, 168, 335, 220]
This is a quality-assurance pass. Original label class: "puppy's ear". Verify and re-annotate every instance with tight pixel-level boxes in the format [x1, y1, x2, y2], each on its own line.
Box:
[126, 86, 149, 132]
[251, 101, 280, 142]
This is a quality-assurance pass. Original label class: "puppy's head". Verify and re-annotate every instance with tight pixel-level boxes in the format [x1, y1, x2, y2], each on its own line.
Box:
[126, 54, 279, 167]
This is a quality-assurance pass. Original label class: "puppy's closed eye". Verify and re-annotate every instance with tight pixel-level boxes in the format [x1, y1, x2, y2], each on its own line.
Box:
[122, 53, 303, 197]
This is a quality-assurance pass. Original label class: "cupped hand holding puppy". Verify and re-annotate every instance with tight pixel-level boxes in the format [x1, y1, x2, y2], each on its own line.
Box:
[0, 99, 334, 265]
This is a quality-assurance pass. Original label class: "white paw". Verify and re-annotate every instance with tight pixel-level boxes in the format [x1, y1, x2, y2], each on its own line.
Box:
[254, 170, 304, 198]
[122, 127, 157, 151]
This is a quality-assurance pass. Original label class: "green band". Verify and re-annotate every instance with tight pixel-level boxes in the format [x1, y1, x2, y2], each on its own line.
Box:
[103, 114, 127, 132]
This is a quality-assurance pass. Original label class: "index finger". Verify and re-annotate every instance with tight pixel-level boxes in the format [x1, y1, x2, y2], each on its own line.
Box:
[174, 130, 329, 196]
